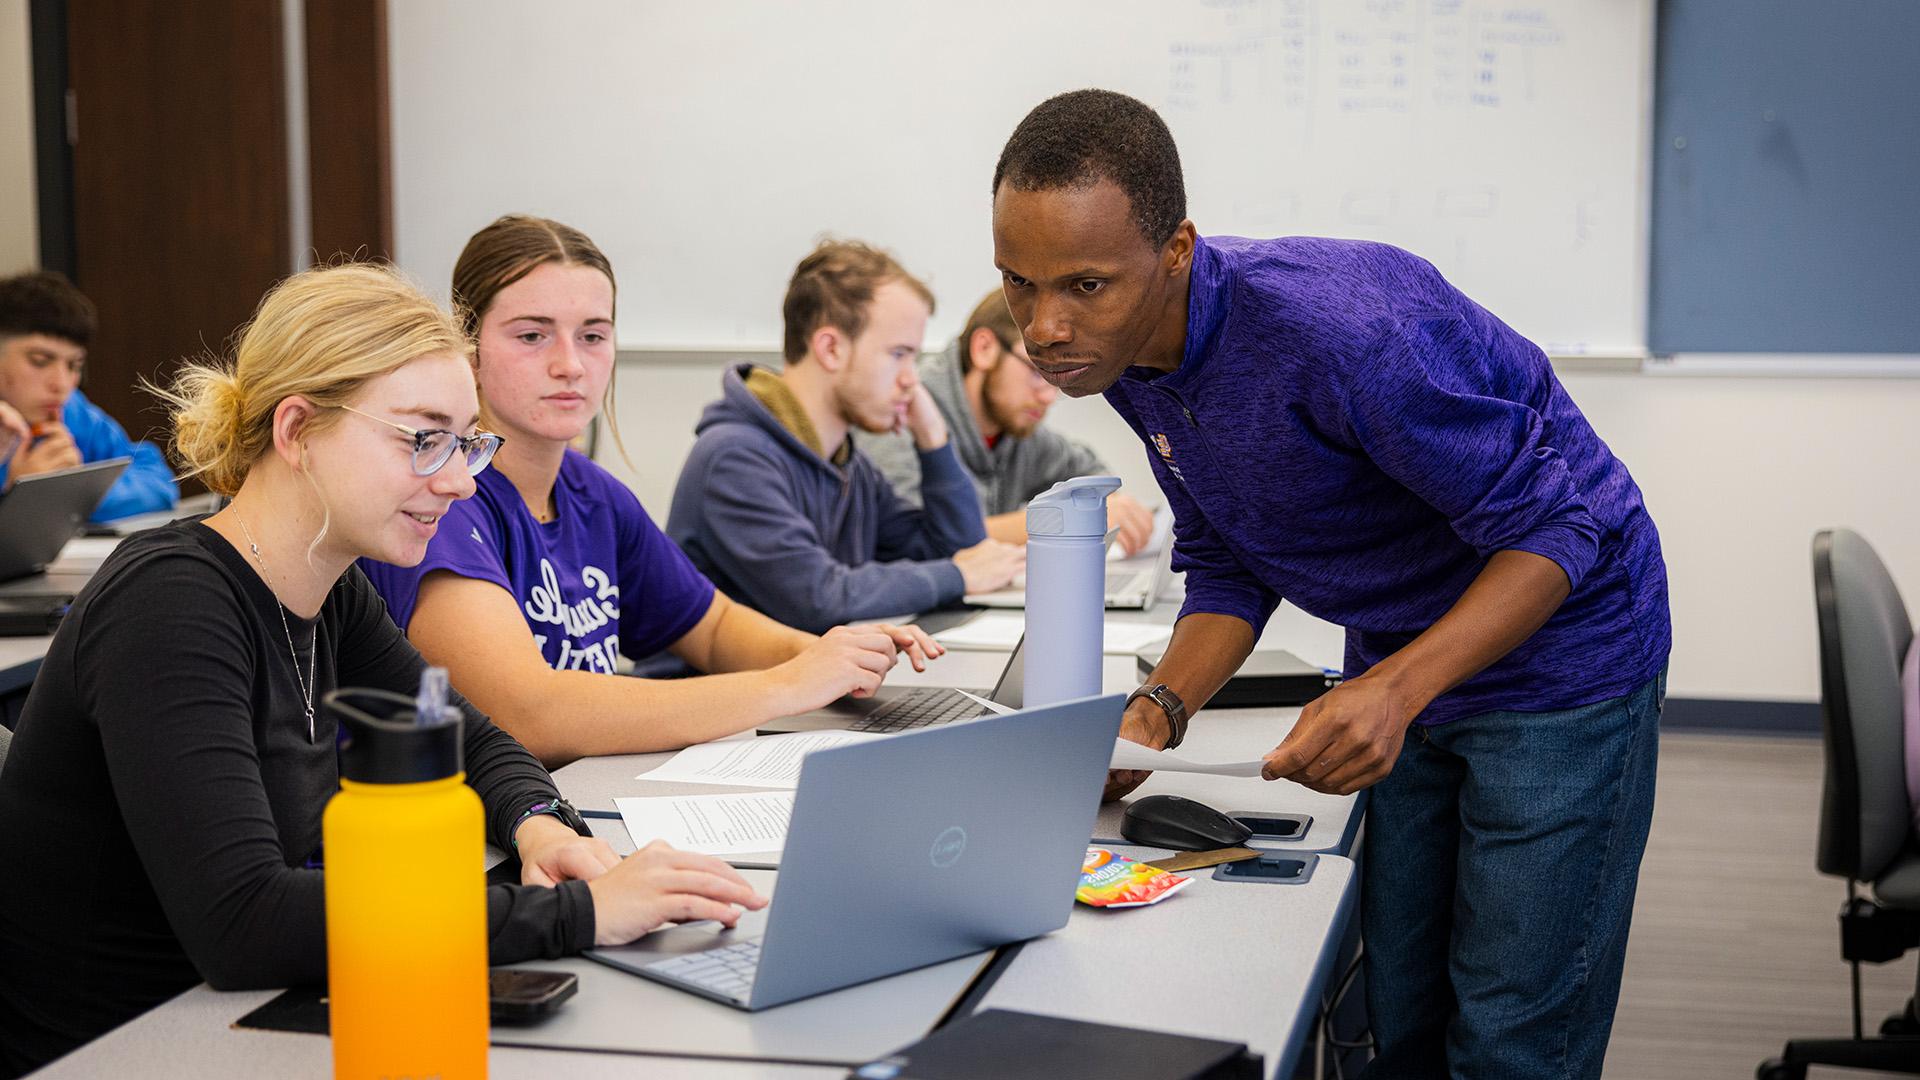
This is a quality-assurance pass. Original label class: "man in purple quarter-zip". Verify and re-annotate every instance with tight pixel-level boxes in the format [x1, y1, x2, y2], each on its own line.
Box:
[991, 89, 1669, 1079]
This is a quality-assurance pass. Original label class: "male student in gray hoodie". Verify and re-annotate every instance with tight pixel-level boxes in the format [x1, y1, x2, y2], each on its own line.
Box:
[857, 288, 1157, 555]
[667, 241, 1025, 633]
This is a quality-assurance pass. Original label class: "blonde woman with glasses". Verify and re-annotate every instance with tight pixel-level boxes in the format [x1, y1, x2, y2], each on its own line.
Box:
[0, 264, 763, 1078]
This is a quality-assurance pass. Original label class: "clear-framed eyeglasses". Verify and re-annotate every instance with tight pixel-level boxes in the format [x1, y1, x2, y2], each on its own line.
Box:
[339, 406, 505, 477]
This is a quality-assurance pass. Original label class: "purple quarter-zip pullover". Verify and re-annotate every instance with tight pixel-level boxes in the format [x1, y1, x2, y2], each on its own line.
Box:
[1105, 235, 1669, 725]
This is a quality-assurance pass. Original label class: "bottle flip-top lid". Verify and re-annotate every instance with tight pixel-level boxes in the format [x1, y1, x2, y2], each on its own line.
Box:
[1026, 475, 1122, 537]
[327, 688, 463, 784]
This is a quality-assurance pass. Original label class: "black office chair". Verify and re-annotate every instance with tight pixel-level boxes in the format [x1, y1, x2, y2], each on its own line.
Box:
[1761, 529, 1920, 1079]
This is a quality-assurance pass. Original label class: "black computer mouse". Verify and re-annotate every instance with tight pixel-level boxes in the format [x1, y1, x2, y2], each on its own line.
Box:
[1120, 794, 1253, 851]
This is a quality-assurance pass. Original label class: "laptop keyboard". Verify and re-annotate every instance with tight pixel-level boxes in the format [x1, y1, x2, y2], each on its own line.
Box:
[644, 938, 762, 1000]
[1106, 569, 1146, 593]
[846, 688, 989, 732]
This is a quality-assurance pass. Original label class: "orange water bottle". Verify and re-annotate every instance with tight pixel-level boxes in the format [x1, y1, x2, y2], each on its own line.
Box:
[323, 674, 488, 1079]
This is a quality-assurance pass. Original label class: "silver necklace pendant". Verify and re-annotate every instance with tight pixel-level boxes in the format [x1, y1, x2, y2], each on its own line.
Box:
[234, 514, 319, 743]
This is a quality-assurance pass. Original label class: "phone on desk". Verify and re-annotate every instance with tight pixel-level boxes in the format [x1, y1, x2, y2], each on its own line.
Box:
[490, 969, 578, 1022]
[236, 969, 580, 1035]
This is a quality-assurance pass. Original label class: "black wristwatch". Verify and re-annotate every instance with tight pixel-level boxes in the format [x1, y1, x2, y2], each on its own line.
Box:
[1125, 683, 1189, 751]
[512, 797, 591, 847]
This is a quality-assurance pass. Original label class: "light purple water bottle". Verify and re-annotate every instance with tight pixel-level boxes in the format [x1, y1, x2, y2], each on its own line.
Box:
[1024, 475, 1121, 706]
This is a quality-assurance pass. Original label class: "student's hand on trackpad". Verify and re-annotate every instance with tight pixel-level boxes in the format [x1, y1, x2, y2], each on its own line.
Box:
[770, 625, 897, 707]
[586, 841, 768, 945]
[843, 621, 944, 672]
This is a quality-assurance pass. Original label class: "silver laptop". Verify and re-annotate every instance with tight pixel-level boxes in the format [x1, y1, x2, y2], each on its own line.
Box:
[587, 693, 1124, 1010]
[756, 633, 1026, 735]
[966, 509, 1175, 611]
[0, 458, 128, 583]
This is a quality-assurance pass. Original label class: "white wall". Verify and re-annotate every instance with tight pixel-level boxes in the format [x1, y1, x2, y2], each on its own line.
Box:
[0, 0, 37, 271]
[1553, 370, 1920, 704]
[601, 354, 1920, 705]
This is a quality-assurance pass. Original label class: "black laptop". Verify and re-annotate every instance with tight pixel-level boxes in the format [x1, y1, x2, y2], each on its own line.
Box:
[0, 458, 128, 583]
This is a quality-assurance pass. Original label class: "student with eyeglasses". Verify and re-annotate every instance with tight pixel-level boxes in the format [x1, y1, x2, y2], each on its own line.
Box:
[0, 264, 765, 1078]
[855, 287, 1157, 555]
[361, 216, 944, 768]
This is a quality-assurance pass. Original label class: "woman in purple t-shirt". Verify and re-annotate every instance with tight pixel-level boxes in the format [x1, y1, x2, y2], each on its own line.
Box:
[360, 215, 941, 767]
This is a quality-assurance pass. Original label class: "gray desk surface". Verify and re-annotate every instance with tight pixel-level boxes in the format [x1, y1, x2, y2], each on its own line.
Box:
[32, 856, 1353, 1080]
[26, 984, 848, 1080]
[980, 847, 1358, 1079]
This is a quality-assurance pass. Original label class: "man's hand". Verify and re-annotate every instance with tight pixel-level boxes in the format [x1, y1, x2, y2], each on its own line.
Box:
[1260, 675, 1418, 795]
[1103, 696, 1172, 801]
[1108, 493, 1155, 557]
[11, 423, 81, 478]
[952, 538, 1025, 593]
[843, 621, 945, 673]
[902, 382, 950, 451]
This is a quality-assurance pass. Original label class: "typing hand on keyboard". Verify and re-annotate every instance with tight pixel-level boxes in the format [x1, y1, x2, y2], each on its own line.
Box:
[585, 840, 768, 946]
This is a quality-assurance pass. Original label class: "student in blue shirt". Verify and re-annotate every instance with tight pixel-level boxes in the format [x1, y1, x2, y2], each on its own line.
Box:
[667, 241, 1026, 631]
[0, 270, 179, 521]
[991, 90, 1669, 1079]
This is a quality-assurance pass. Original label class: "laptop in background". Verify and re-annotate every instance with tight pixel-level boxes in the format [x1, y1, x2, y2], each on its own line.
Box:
[966, 508, 1176, 611]
[0, 458, 129, 584]
[756, 635, 1026, 735]
[588, 692, 1125, 1011]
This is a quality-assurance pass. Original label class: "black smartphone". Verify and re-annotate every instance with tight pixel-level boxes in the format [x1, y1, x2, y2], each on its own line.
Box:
[1232, 814, 1311, 842]
[489, 969, 578, 1023]
[1214, 853, 1316, 884]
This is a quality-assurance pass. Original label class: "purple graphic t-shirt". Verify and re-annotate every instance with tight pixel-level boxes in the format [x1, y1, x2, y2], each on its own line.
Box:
[362, 449, 714, 673]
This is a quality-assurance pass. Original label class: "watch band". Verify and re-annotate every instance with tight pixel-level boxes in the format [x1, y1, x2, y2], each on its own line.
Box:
[511, 798, 592, 846]
[1125, 683, 1189, 750]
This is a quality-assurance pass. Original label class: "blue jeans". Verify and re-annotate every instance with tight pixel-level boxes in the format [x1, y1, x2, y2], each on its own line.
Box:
[1360, 671, 1664, 1080]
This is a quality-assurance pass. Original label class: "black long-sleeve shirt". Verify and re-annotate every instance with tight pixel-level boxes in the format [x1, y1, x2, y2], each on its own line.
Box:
[0, 522, 596, 1077]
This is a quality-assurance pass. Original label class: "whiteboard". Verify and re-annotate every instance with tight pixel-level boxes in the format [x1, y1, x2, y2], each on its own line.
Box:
[389, 0, 1651, 355]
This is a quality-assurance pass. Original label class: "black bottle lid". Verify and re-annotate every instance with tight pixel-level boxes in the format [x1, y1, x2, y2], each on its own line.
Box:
[326, 687, 463, 784]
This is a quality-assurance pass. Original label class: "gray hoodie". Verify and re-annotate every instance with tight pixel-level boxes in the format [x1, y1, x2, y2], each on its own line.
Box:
[856, 340, 1107, 514]
[666, 364, 987, 632]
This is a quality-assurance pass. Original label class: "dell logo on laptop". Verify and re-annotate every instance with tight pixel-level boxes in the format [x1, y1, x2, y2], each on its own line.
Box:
[929, 826, 967, 868]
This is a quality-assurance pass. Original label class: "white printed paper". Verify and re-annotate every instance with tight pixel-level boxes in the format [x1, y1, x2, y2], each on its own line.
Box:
[636, 730, 885, 788]
[953, 688, 1015, 716]
[934, 612, 1171, 654]
[1109, 739, 1266, 778]
[615, 792, 794, 856]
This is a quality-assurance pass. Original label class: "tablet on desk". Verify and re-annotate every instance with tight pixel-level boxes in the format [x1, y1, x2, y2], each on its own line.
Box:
[0, 458, 129, 582]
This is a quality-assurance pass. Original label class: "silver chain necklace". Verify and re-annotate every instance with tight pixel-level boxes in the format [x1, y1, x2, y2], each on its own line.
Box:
[233, 514, 318, 743]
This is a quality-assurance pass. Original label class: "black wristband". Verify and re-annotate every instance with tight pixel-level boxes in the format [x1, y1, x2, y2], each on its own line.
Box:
[512, 798, 591, 847]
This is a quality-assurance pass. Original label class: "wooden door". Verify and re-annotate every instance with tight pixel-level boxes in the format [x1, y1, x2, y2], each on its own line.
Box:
[63, 0, 291, 447]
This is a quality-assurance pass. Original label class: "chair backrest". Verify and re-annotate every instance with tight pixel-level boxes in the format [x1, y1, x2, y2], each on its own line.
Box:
[0, 722, 10, 771]
[1814, 528, 1916, 881]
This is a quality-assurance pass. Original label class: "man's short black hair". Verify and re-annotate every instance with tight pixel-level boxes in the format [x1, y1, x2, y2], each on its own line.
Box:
[0, 270, 96, 348]
[993, 89, 1187, 249]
